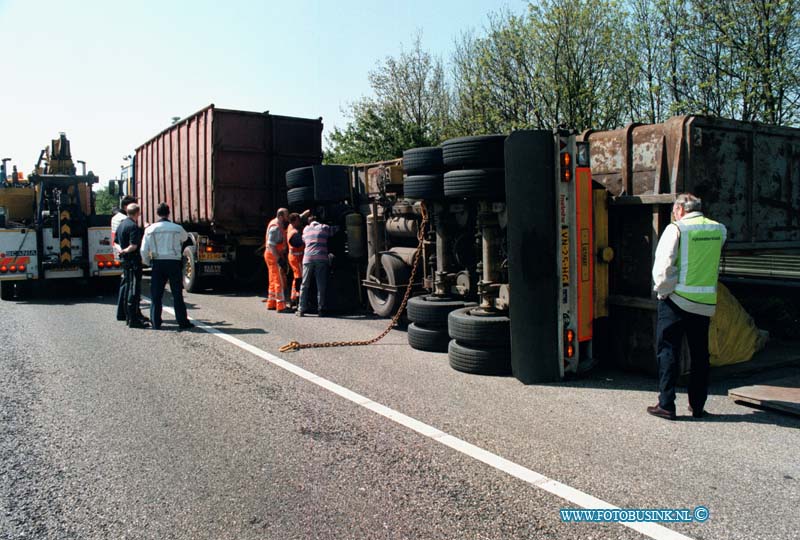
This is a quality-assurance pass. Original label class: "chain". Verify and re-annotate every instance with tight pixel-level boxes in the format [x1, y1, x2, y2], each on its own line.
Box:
[279, 203, 429, 353]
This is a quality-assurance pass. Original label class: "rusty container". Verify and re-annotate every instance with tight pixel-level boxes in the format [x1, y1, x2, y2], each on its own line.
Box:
[135, 105, 323, 235]
[582, 116, 800, 373]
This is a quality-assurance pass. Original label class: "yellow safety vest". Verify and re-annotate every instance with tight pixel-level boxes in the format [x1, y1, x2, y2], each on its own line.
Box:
[673, 215, 726, 305]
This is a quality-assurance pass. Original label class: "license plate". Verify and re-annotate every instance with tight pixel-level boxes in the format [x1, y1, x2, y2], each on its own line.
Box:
[201, 264, 222, 275]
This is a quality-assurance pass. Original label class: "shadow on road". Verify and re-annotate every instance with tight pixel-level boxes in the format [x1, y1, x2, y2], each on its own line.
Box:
[540, 365, 800, 428]
[677, 408, 800, 428]
[192, 320, 268, 335]
[12, 281, 119, 306]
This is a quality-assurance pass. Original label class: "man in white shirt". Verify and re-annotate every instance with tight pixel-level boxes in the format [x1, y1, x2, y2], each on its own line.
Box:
[649, 193, 726, 420]
[141, 203, 193, 330]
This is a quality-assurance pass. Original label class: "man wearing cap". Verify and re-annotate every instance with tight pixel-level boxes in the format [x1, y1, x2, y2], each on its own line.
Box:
[141, 203, 193, 330]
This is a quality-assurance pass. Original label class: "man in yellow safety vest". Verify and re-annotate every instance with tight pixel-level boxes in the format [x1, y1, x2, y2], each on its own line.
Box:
[649, 193, 727, 420]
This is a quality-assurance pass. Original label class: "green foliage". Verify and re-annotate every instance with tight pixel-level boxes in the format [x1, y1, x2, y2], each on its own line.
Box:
[94, 187, 116, 215]
[325, 34, 451, 164]
[327, 0, 799, 163]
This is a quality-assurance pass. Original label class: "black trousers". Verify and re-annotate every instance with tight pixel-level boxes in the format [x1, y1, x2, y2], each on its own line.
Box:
[656, 298, 711, 413]
[121, 260, 143, 326]
[116, 266, 129, 321]
[149, 259, 188, 329]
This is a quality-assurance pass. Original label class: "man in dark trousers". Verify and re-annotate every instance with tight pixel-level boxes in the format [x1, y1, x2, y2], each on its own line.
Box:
[297, 214, 332, 317]
[116, 203, 149, 328]
[141, 203, 193, 330]
[114, 195, 144, 322]
[648, 193, 726, 420]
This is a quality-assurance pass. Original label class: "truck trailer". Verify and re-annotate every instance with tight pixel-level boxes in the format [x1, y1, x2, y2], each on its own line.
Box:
[131, 104, 323, 291]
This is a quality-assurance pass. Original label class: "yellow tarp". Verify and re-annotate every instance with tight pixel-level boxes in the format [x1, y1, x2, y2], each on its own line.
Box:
[709, 283, 767, 367]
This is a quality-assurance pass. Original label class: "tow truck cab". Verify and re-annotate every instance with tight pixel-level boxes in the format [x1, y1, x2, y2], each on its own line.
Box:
[0, 135, 118, 300]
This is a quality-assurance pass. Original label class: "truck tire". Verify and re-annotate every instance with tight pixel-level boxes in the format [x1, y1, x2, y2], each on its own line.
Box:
[442, 135, 506, 168]
[1, 281, 15, 301]
[182, 247, 203, 293]
[444, 169, 505, 199]
[407, 295, 475, 327]
[287, 186, 315, 207]
[407, 322, 450, 353]
[402, 147, 443, 175]
[312, 165, 350, 203]
[403, 175, 444, 200]
[366, 255, 410, 318]
[286, 166, 314, 189]
[448, 307, 511, 348]
[448, 340, 511, 376]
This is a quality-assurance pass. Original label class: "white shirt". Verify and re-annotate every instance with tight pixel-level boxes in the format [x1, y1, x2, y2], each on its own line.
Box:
[111, 212, 127, 255]
[111, 212, 127, 236]
[141, 219, 189, 266]
[652, 211, 716, 317]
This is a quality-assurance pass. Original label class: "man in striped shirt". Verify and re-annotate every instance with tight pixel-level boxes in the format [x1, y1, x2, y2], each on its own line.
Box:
[297, 214, 332, 317]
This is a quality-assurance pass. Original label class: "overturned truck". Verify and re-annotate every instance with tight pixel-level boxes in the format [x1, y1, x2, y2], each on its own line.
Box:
[358, 115, 800, 383]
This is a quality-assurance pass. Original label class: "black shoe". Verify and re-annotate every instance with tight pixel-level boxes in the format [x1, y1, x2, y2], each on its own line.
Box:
[646, 405, 676, 420]
[128, 320, 150, 329]
[318, 310, 329, 317]
[178, 322, 195, 329]
[688, 405, 706, 418]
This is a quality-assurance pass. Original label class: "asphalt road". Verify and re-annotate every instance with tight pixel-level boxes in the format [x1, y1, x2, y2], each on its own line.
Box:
[1, 280, 798, 540]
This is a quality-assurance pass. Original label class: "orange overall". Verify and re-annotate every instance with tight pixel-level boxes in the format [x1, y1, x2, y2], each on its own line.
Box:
[264, 217, 287, 310]
[286, 223, 304, 305]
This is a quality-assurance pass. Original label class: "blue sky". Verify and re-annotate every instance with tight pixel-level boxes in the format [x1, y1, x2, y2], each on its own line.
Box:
[0, 0, 523, 185]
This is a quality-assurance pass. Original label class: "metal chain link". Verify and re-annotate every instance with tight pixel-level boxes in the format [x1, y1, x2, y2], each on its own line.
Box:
[279, 203, 429, 353]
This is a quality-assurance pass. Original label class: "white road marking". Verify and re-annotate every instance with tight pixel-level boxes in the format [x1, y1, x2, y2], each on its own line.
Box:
[152, 299, 694, 540]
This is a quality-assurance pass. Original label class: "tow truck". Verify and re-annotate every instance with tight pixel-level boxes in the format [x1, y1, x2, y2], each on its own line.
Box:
[0, 134, 119, 300]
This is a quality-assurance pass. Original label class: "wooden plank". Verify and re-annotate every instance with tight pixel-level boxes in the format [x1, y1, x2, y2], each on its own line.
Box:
[729, 385, 800, 416]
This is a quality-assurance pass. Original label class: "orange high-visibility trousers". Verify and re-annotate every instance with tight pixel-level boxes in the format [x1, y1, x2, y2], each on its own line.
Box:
[264, 251, 286, 310]
[288, 252, 303, 304]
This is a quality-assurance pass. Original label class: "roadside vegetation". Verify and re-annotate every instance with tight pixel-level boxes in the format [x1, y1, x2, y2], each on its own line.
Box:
[325, 0, 800, 163]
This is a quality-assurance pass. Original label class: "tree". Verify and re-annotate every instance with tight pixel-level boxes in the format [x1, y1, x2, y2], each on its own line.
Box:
[451, 1, 633, 134]
[94, 187, 116, 215]
[325, 35, 451, 164]
[696, 0, 800, 124]
[654, 0, 799, 124]
[626, 0, 672, 123]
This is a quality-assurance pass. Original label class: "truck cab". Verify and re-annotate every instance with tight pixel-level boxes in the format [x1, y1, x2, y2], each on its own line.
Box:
[0, 134, 119, 300]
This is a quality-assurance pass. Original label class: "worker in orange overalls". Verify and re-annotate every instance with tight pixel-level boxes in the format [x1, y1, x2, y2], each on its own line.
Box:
[285, 211, 307, 309]
[264, 208, 290, 312]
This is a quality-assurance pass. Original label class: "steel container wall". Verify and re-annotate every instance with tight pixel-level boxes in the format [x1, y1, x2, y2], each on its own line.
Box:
[135, 105, 322, 234]
[584, 115, 800, 248]
[584, 115, 800, 373]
